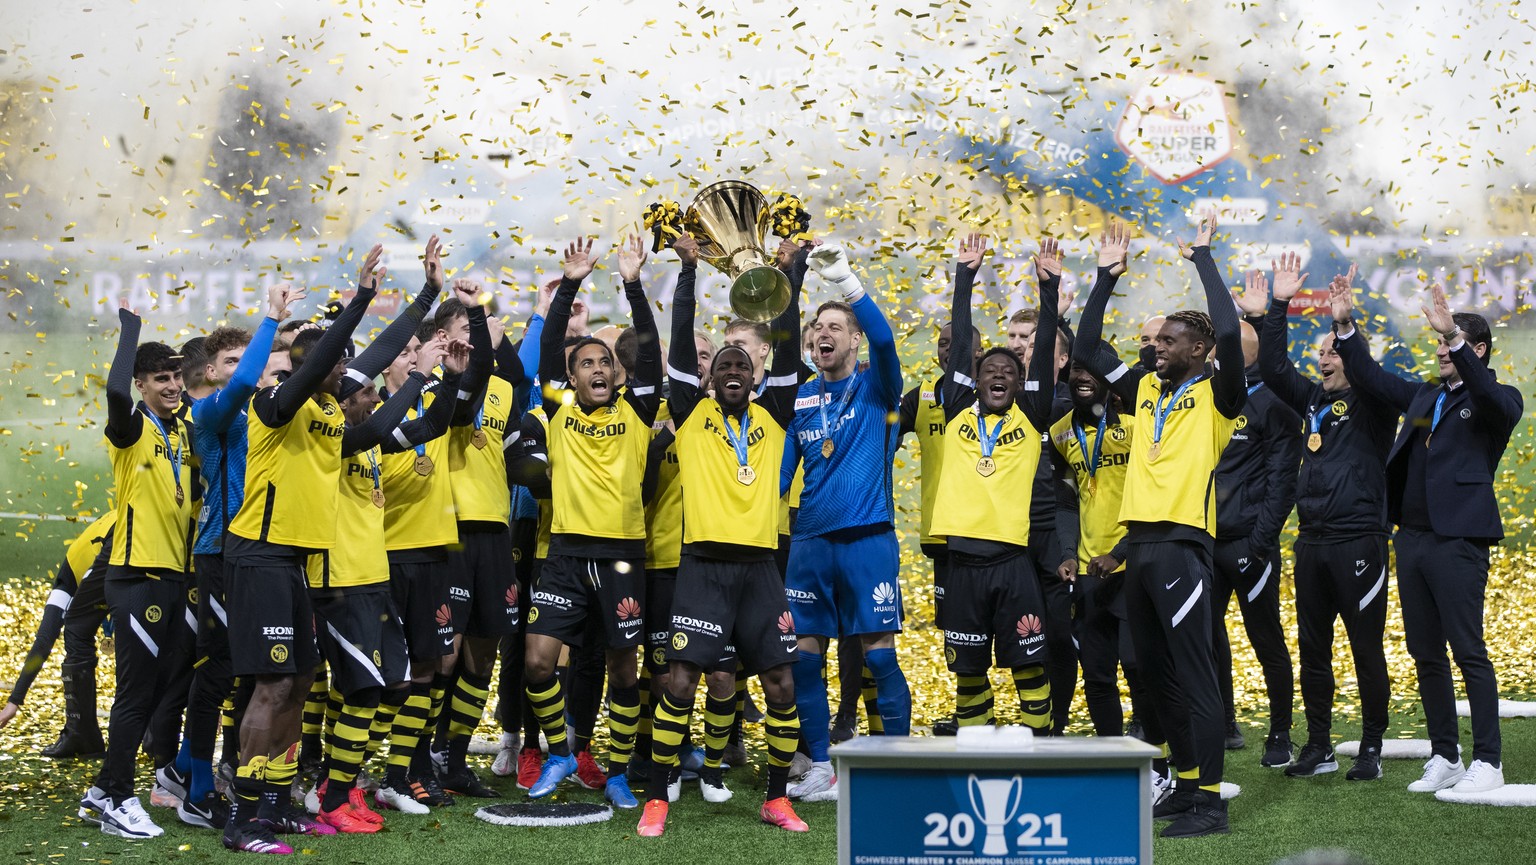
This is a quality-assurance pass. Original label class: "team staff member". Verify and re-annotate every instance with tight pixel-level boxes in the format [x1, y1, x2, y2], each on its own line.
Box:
[929, 233, 1061, 734]
[1074, 215, 1243, 839]
[781, 240, 908, 803]
[522, 236, 660, 802]
[1209, 320, 1300, 766]
[1330, 275, 1522, 796]
[221, 262, 379, 855]
[637, 234, 808, 837]
[1253, 257, 1398, 782]
[78, 304, 199, 841]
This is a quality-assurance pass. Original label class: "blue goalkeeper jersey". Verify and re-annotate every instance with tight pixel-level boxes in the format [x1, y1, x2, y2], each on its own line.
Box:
[781, 293, 903, 540]
[191, 316, 279, 555]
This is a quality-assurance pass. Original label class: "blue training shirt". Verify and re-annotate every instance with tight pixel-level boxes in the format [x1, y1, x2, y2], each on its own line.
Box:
[191, 315, 279, 555]
[781, 292, 903, 539]
[511, 313, 545, 522]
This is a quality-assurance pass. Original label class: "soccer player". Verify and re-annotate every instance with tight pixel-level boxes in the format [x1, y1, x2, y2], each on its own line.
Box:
[781, 240, 907, 802]
[1074, 215, 1243, 838]
[1209, 318, 1300, 764]
[898, 321, 980, 735]
[220, 262, 378, 854]
[521, 235, 659, 805]
[77, 303, 199, 840]
[1256, 257, 1398, 781]
[636, 233, 807, 838]
[1329, 273, 1521, 795]
[0, 513, 115, 739]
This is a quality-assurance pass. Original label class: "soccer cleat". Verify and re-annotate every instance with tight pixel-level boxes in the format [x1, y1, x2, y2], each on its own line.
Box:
[375, 780, 430, 814]
[1224, 718, 1246, 750]
[1347, 747, 1384, 781]
[788, 751, 812, 781]
[259, 799, 338, 835]
[528, 753, 579, 798]
[1152, 789, 1200, 821]
[224, 820, 294, 855]
[347, 787, 384, 824]
[155, 762, 191, 803]
[515, 747, 545, 791]
[636, 799, 668, 837]
[408, 774, 455, 807]
[178, 792, 230, 830]
[721, 741, 749, 770]
[1443, 759, 1503, 795]
[699, 767, 733, 803]
[931, 715, 959, 737]
[1261, 732, 1294, 768]
[100, 796, 165, 839]
[1161, 795, 1229, 839]
[1408, 754, 1465, 792]
[1284, 742, 1338, 777]
[441, 767, 499, 798]
[679, 746, 706, 782]
[760, 796, 810, 832]
[830, 708, 858, 744]
[492, 732, 520, 777]
[78, 786, 111, 825]
[788, 761, 838, 802]
[317, 801, 382, 834]
[303, 784, 322, 815]
[150, 784, 181, 809]
[574, 750, 608, 790]
[429, 747, 449, 777]
[605, 775, 639, 810]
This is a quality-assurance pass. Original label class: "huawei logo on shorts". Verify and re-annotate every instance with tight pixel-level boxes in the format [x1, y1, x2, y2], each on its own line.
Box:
[616, 597, 641, 621]
[778, 611, 795, 634]
[505, 585, 519, 607]
[435, 604, 452, 627]
[1016, 614, 1042, 638]
[872, 582, 896, 606]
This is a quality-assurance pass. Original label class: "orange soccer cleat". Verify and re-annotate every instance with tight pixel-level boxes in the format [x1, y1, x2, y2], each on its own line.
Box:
[637, 799, 669, 837]
[760, 797, 809, 833]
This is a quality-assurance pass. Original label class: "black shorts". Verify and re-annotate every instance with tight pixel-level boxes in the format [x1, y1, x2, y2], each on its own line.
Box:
[943, 549, 1049, 674]
[927, 547, 952, 630]
[445, 526, 520, 638]
[644, 569, 677, 674]
[192, 553, 230, 658]
[389, 560, 455, 661]
[667, 555, 798, 676]
[312, 588, 409, 695]
[527, 555, 644, 650]
[225, 556, 320, 677]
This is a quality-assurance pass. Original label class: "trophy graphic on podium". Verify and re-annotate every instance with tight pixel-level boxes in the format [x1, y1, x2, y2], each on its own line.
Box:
[682, 180, 794, 322]
[967, 774, 1024, 856]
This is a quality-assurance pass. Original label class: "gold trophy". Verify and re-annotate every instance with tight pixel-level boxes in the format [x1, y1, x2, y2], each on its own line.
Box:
[683, 180, 793, 322]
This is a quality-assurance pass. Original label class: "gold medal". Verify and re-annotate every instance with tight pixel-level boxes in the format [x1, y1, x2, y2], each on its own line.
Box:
[821, 439, 835, 458]
[737, 465, 757, 486]
[1086, 477, 1098, 497]
[414, 453, 435, 476]
[372, 488, 386, 508]
[1148, 442, 1161, 461]
[1425, 433, 1432, 449]
[976, 456, 996, 477]
[175, 484, 185, 507]
[471, 429, 488, 449]
[1307, 432, 1322, 452]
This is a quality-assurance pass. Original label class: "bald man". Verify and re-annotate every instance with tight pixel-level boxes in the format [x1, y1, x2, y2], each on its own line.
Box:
[1211, 320, 1301, 767]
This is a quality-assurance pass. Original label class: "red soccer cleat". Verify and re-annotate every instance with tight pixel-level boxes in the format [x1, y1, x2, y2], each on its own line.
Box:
[317, 802, 381, 834]
[516, 747, 544, 791]
[760, 797, 809, 833]
[637, 799, 668, 837]
[574, 750, 607, 791]
[347, 787, 384, 825]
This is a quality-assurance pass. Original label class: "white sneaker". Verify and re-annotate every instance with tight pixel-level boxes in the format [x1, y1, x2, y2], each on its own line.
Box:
[1407, 755, 1466, 793]
[1442, 760, 1504, 796]
[100, 797, 164, 839]
[700, 775, 733, 803]
[492, 732, 520, 777]
[430, 747, 449, 777]
[375, 781, 430, 815]
[303, 784, 321, 815]
[149, 784, 180, 809]
[1150, 769, 1172, 806]
[788, 761, 838, 802]
[788, 751, 812, 782]
[78, 786, 111, 824]
[667, 775, 682, 803]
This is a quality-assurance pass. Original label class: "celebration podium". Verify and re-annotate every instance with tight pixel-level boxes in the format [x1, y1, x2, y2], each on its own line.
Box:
[835, 728, 1159, 865]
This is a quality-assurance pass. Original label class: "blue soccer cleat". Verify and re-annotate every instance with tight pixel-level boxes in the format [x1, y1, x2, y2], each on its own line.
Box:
[605, 775, 639, 809]
[527, 754, 579, 799]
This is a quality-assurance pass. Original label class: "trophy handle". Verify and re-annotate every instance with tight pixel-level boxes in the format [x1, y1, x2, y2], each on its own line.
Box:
[1003, 776, 1023, 823]
[966, 774, 984, 820]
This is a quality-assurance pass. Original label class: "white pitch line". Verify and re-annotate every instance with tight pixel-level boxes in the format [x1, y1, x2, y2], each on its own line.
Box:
[0, 512, 80, 522]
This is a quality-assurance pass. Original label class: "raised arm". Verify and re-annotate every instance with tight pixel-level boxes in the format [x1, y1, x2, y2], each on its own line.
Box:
[346, 242, 441, 388]
[1328, 267, 1419, 412]
[1181, 212, 1244, 417]
[1020, 238, 1063, 430]
[1256, 258, 1325, 415]
[262, 281, 377, 425]
[664, 235, 703, 427]
[617, 235, 662, 425]
[539, 238, 596, 393]
[761, 244, 808, 429]
[1424, 283, 1524, 432]
[105, 306, 143, 446]
[448, 280, 495, 426]
[809, 243, 902, 404]
[1072, 222, 1142, 406]
[940, 233, 984, 421]
[194, 285, 297, 434]
[342, 371, 426, 457]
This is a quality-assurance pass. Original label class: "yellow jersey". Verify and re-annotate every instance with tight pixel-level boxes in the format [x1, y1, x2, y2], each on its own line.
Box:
[544, 395, 651, 554]
[1119, 374, 1237, 536]
[930, 404, 1042, 547]
[381, 390, 458, 552]
[675, 400, 787, 550]
[307, 446, 389, 590]
[449, 377, 514, 525]
[108, 409, 196, 572]
[912, 375, 948, 548]
[229, 392, 346, 551]
[1051, 410, 1133, 570]
[644, 401, 683, 571]
[65, 511, 117, 582]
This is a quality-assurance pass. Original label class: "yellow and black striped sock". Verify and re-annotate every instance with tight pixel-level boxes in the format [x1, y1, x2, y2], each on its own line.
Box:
[324, 691, 379, 810]
[1012, 665, 1052, 732]
[956, 675, 995, 726]
[701, 693, 736, 769]
[526, 673, 571, 757]
[325, 686, 343, 740]
[634, 667, 654, 762]
[386, 681, 432, 782]
[300, 671, 329, 765]
[606, 683, 641, 776]
[649, 692, 693, 801]
[861, 665, 883, 735]
[445, 670, 493, 770]
[411, 672, 452, 777]
[764, 700, 800, 800]
[263, 742, 301, 798]
[368, 687, 405, 762]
